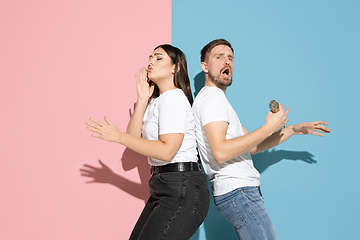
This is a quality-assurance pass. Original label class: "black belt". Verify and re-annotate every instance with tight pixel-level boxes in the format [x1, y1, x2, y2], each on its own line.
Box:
[150, 162, 201, 175]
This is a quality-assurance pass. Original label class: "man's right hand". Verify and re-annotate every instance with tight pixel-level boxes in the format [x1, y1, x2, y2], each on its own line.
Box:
[264, 103, 290, 133]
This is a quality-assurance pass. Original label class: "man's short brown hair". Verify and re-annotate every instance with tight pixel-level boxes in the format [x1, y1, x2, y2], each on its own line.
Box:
[200, 39, 234, 62]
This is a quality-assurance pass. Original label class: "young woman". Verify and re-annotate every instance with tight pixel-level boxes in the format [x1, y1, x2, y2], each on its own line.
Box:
[86, 44, 210, 240]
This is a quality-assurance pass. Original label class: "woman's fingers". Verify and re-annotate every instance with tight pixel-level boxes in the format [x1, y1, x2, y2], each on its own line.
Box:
[104, 116, 112, 125]
[87, 125, 101, 134]
[89, 118, 104, 127]
[91, 134, 102, 139]
[139, 67, 147, 82]
[86, 122, 100, 129]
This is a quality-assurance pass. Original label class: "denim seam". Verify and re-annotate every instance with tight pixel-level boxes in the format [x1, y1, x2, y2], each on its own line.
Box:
[230, 198, 246, 230]
[160, 174, 186, 240]
[240, 189, 267, 236]
[240, 190, 260, 223]
[193, 183, 208, 221]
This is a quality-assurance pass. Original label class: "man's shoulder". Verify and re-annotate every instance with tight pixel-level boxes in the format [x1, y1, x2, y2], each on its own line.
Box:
[194, 86, 225, 102]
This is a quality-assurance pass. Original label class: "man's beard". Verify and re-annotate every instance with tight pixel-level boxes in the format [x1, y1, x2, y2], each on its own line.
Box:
[208, 71, 233, 88]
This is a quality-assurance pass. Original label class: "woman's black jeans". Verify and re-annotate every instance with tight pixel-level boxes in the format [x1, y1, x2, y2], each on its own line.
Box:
[129, 170, 210, 240]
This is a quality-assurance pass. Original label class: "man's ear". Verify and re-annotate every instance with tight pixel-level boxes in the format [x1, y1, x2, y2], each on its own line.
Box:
[201, 62, 208, 73]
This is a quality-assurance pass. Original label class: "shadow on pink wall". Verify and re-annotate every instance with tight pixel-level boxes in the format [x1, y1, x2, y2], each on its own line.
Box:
[80, 104, 151, 202]
[80, 148, 150, 202]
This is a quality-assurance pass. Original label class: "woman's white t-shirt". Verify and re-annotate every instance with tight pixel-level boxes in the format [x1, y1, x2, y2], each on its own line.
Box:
[142, 88, 198, 166]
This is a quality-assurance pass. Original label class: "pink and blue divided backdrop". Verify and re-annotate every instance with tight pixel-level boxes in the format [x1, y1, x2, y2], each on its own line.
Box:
[1, 0, 359, 239]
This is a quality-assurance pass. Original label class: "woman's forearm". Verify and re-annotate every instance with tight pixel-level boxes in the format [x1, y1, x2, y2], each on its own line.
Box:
[126, 99, 148, 137]
[117, 132, 184, 162]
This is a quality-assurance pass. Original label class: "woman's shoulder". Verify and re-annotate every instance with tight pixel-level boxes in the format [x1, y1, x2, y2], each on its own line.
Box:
[160, 88, 187, 101]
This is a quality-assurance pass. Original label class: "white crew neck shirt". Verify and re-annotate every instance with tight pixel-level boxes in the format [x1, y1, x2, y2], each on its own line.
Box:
[142, 88, 198, 166]
[193, 86, 260, 196]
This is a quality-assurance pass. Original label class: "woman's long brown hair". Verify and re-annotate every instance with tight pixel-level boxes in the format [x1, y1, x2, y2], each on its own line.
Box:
[149, 44, 193, 105]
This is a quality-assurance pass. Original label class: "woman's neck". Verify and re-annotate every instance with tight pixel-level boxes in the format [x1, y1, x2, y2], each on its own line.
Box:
[157, 78, 177, 94]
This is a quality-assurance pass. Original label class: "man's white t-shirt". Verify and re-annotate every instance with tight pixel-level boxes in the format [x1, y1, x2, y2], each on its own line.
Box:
[142, 88, 198, 166]
[193, 86, 260, 196]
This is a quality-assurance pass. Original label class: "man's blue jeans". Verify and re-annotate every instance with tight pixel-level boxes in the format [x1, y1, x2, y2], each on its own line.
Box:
[214, 186, 277, 240]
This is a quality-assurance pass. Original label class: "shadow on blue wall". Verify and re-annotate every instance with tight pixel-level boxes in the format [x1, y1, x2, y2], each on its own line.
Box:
[190, 71, 317, 240]
[193, 71, 205, 97]
[253, 149, 316, 173]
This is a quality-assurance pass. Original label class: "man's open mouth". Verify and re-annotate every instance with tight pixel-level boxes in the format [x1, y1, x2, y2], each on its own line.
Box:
[222, 68, 230, 76]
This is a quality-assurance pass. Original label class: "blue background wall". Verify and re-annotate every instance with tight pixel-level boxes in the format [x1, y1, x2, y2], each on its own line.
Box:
[172, 0, 360, 239]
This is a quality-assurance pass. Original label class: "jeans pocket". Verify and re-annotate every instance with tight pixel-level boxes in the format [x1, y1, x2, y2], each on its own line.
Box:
[241, 187, 263, 204]
[193, 183, 210, 222]
[216, 199, 246, 230]
[158, 172, 183, 184]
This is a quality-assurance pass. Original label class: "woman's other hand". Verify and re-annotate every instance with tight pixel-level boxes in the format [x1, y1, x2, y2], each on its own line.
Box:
[86, 116, 121, 142]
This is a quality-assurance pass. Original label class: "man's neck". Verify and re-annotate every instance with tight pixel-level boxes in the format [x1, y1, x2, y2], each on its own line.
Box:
[204, 77, 227, 93]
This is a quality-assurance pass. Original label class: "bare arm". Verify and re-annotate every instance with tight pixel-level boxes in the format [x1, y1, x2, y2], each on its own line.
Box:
[126, 67, 154, 137]
[87, 116, 184, 162]
[204, 105, 290, 163]
[249, 121, 331, 155]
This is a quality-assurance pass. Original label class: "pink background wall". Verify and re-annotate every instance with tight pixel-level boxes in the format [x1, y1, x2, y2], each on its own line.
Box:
[0, 1, 171, 239]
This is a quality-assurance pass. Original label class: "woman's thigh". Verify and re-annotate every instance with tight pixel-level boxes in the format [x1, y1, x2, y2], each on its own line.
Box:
[135, 171, 209, 240]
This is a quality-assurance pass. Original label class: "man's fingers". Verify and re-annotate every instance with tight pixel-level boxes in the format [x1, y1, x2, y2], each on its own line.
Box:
[285, 108, 290, 117]
[315, 121, 329, 125]
[315, 125, 331, 133]
[313, 131, 325, 137]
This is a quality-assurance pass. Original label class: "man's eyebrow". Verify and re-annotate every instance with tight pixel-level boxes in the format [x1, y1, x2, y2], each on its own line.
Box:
[214, 52, 234, 58]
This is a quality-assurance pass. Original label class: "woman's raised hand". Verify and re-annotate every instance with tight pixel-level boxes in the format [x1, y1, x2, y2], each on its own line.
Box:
[135, 67, 155, 100]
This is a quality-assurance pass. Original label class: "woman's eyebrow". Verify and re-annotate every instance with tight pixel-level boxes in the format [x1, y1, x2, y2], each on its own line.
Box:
[149, 53, 163, 58]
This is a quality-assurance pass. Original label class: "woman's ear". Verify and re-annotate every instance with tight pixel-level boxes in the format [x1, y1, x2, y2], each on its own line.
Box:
[172, 63, 180, 74]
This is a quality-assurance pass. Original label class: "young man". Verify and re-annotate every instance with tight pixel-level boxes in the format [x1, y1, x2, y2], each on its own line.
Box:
[192, 39, 330, 240]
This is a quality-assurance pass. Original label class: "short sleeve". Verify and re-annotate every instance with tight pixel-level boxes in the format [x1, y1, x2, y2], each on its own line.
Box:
[200, 88, 229, 127]
[158, 90, 188, 135]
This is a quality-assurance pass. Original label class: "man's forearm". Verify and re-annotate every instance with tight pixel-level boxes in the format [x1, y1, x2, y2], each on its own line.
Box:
[250, 125, 295, 155]
[209, 125, 274, 163]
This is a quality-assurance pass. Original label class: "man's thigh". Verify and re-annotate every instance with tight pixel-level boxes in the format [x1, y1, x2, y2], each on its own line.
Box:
[214, 186, 276, 240]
